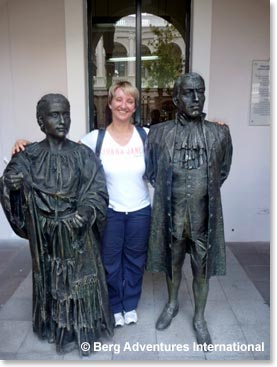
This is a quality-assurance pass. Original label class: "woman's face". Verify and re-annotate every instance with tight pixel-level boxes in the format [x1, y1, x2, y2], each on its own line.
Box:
[109, 87, 136, 122]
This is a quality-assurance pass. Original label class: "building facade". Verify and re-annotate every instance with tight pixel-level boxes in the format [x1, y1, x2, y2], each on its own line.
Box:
[0, 0, 270, 242]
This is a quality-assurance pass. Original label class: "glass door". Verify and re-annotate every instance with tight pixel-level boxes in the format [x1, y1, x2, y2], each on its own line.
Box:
[87, 0, 191, 129]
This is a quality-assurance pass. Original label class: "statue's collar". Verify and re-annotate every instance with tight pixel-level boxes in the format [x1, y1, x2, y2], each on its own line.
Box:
[177, 112, 206, 126]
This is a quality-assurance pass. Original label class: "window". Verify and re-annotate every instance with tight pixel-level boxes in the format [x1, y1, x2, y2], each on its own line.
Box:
[87, 0, 191, 129]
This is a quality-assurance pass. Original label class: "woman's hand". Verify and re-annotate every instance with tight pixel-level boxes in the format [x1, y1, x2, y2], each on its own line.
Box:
[12, 139, 30, 155]
[213, 120, 227, 126]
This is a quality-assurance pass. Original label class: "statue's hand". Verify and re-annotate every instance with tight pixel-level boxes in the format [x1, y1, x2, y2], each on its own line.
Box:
[12, 139, 30, 156]
[4, 172, 24, 191]
[72, 213, 88, 229]
[71, 207, 95, 253]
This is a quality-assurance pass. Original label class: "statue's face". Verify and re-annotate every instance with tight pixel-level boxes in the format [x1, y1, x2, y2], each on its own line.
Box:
[176, 77, 205, 118]
[40, 100, 71, 139]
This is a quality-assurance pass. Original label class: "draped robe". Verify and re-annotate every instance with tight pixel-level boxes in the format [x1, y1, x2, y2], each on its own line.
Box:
[0, 140, 113, 353]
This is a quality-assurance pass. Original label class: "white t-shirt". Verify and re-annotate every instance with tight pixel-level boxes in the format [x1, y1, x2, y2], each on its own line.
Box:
[81, 127, 151, 212]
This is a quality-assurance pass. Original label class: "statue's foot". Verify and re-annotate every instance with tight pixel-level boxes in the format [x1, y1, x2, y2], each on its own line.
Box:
[79, 341, 91, 357]
[48, 334, 55, 344]
[47, 329, 55, 344]
[156, 303, 179, 330]
[193, 319, 212, 346]
[79, 331, 92, 356]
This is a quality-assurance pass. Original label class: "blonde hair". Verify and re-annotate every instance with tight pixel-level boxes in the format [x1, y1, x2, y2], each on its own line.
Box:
[108, 81, 139, 106]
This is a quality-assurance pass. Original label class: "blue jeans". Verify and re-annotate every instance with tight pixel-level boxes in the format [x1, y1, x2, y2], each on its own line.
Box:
[101, 205, 151, 314]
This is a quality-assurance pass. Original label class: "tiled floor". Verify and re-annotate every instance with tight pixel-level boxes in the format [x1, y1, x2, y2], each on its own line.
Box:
[0, 239, 270, 361]
[0, 239, 31, 308]
[227, 242, 270, 306]
[0, 239, 270, 308]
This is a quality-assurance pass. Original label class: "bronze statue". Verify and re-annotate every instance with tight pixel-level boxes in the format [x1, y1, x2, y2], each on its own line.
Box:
[145, 72, 233, 345]
[0, 94, 113, 355]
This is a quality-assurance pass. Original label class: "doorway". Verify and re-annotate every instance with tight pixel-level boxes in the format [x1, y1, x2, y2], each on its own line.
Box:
[87, 0, 191, 129]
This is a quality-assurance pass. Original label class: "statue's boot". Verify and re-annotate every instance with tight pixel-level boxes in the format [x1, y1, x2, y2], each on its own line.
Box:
[48, 322, 56, 344]
[48, 331, 55, 344]
[79, 329, 92, 357]
[156, 303, 179, 330]
[193, 319, 212, 345]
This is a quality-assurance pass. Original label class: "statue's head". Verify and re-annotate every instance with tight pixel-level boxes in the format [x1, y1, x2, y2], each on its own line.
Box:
[36, 94, 71, 138]
[173, 72, 205, 119]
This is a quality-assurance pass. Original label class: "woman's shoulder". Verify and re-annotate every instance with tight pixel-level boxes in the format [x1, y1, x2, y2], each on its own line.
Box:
[80, 129, 101, 151]
[81, 129, 100, 140]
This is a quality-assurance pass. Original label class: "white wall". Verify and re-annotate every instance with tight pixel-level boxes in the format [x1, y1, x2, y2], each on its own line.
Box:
[0, 0, 68, 238]
[64, 0, 88, 141]
[191, 0, 213, 114]
[208, 0, 270, 241]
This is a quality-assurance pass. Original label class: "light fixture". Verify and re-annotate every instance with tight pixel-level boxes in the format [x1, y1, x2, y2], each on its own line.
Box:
[108, 56, 158, 62]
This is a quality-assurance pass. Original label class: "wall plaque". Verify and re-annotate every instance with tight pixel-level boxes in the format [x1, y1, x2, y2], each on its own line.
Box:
[249, 60, 270, 126]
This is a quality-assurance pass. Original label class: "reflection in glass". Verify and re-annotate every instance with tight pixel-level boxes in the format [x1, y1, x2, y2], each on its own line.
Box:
[141, 14, 185, 126]
[92, 13, 185, 128]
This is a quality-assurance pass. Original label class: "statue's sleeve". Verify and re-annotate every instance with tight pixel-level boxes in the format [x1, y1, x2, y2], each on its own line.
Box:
[77, 148, 109, 238]
[0, 153, 30, 239]
[220, 126, 233, 186]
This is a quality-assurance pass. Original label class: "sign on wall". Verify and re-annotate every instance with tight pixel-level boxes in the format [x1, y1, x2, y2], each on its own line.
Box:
[249, 60, 270, 126]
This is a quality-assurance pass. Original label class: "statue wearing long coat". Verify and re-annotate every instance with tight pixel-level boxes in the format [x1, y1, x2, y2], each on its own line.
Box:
[145, 114, 233, 278]
[0, 141, 113, 353]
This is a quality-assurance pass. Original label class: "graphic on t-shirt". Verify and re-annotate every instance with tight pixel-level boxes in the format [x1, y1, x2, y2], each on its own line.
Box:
[101, 146, 143, 157]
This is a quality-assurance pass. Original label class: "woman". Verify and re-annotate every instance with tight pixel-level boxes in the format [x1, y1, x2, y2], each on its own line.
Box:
[12, 81, 151, 328]
[81, 81, 151, 327]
